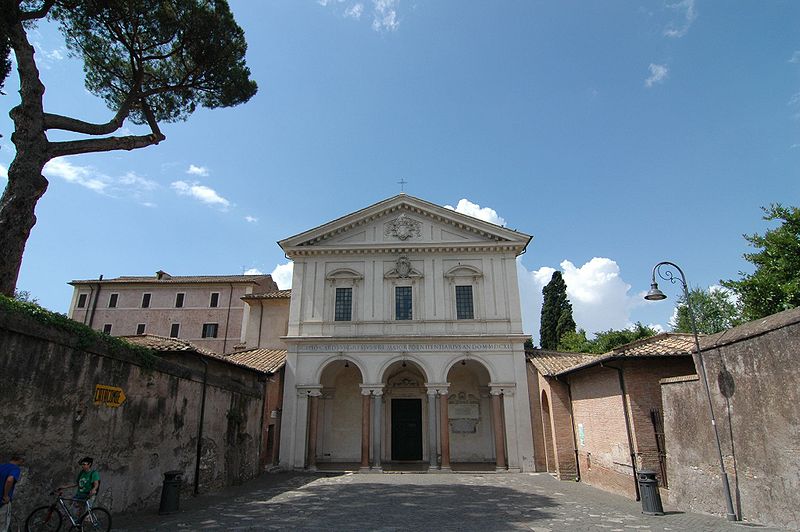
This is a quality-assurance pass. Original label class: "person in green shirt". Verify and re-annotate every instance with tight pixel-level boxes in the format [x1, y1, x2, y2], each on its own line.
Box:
[59, 457, 100, 505]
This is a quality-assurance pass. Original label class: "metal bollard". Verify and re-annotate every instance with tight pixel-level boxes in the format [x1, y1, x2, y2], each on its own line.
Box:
[637, 469, 664, 516]
[158, 470, 183, 515]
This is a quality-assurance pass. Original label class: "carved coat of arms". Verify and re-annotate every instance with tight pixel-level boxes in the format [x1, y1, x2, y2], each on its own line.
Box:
[384, 214, 421, 241]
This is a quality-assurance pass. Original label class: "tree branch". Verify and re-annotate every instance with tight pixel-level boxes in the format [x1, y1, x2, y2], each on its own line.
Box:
[18, 0, 55, 20]
[48, 133, 166, 158]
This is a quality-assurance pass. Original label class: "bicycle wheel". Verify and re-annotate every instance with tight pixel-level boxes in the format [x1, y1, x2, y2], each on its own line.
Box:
[78, 508, 110, 532]
[24, 506, 61, 532]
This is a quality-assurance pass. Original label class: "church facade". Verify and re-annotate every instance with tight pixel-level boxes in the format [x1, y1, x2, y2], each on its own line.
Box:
[275, 194, 535, 472]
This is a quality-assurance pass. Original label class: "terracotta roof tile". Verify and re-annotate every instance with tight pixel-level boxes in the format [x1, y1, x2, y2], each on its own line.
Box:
[242, 289, 292, 300]
[121, 334, 267, 373]
[527, 333, 695, 377]
[70, 274, 275, 286]
[225, 348, 287, 374]
[700, 306, 800, 351]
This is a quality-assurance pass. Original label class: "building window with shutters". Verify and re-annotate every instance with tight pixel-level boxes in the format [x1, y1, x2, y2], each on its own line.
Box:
[102, 324, 112, 334]
[170, 323, 180, 338]
[202, 323, 218, 338]
[77, 293, 88, 308]
[175, 293, 185, 308]
[136, 323, 146, 335]
[108, 293, 118, 308]
[141, 293, 151, 308]
[210, 292, 220, 308]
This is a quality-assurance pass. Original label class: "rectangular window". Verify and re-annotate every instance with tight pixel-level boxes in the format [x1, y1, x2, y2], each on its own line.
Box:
[455, 285, 474, 320]
[334, 287, 352, 321]
[77, 293, 88, 308]
[170, 323, 180, 338]
[202, 323, 218, 338]
[102, 324, 112, 335]
[175, 293, 185, 308]
[395, 286, 412, 320]
[136, 323, 146, 335]
[141, 293, 151, 308]
[210, 292, 220, 308]
[108, 293, 118, 308]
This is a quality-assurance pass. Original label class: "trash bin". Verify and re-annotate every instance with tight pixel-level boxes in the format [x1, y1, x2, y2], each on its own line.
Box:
[637, 469, 664, 516]
[158, 470, 183, 515]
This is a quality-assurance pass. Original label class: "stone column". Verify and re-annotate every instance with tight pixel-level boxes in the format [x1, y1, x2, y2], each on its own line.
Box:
[439, 389, 451, 471]
[372, 388, 384, 471]
[360, 389, 371, 471]
[306, 391, 322, 471]
[426, 387, 438, 470]
[491, 389, 507, 471]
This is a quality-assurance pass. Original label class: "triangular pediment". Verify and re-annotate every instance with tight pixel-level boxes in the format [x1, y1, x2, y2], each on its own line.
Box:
[279, 194, 531, 255]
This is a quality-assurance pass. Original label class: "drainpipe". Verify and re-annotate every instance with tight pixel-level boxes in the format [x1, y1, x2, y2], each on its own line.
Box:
[222, 283, 234, 353]
[87, 275, 103, 328]
[565, 377, 581, 482]
[603, 362, 640, 501]
[194, 355, 209, 495]
[257, 299, 265, 347]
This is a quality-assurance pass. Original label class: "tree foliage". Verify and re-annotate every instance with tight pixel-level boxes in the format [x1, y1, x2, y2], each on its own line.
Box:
[671, 286, 743, 335]
[721, 204, 800, 321]
[0, 0, 257, 296]
[558, 323, 659, 354]
[539, 271, 576, 349]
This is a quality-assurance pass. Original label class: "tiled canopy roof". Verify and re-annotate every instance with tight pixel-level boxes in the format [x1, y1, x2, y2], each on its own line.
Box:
[226, 348, 287, 374]
[242, 289, 292, 300]
[70, 274, 273, 285]
[121, 334, 269, 373]
[527, 333, 695, 377]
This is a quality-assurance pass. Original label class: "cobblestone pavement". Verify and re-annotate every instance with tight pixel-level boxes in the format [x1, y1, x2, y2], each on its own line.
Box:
[114, 472, 779, 531]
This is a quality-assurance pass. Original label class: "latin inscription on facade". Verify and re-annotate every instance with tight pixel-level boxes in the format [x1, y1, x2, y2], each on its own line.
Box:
[304, 343, 513, 352]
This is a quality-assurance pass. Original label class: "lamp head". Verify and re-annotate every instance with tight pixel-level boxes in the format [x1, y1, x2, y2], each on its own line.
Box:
[645, 282, 667, 301]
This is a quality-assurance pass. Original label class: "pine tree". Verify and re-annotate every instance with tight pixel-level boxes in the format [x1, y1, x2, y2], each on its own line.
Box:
[539, 271, 576, 349]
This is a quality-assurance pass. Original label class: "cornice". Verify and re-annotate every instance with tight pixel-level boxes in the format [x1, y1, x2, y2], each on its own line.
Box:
[283, 241, 527, 258]
[281, 334, 530, 344]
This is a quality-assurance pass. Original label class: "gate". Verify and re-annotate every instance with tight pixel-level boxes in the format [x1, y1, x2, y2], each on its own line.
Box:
[650, 408, 668, 487]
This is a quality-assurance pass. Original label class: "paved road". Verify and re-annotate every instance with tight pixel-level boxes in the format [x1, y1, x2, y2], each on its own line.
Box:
[114, 472, 778, 531]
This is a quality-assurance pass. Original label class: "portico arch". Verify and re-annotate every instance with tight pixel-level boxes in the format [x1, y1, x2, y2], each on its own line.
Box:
[441, 353, 498, 383]
[376, 354, 432, 384]
[310, 359, 366, 468]
[445, 360, 497, 467]
[381, 360, 429, 464]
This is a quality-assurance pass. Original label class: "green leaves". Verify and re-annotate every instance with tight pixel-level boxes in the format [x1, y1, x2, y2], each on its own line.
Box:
[558, 323, 659, 354]
[540, 271, 576, 350]
[722, 204, 800, 321]
[671, 286, 743, 335]
[52, 0, 257, 124]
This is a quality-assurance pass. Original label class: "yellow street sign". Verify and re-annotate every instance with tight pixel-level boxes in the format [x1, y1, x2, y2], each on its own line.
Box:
[93, 385, 127, 408]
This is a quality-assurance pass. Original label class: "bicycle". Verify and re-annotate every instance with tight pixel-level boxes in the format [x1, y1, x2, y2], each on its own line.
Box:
[24, 490, 111, 532]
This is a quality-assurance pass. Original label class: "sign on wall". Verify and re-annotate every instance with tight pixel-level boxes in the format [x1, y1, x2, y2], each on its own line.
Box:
[94, 384, 127, 408]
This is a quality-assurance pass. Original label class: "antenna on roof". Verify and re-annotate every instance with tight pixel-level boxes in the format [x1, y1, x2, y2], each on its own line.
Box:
[397, 178, 408, 193]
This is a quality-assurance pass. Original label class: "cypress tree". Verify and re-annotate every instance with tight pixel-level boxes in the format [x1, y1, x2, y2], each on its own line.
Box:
[540, 271, 576, 349]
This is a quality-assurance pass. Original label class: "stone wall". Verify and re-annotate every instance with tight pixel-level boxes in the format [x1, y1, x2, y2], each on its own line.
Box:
[0, 307, 265, 520]
[661, 308, 800, 529]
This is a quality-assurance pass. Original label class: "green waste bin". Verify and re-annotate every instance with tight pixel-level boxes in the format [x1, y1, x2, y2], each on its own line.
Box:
[158, 470, 183, 515]
[637, 470, 664, 516]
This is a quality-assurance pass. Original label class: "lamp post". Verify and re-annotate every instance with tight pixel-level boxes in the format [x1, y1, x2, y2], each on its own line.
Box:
[645, 261, 737, 522]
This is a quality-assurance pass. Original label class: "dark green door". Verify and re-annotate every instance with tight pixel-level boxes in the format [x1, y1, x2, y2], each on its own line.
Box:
[391, 398, 423, 460]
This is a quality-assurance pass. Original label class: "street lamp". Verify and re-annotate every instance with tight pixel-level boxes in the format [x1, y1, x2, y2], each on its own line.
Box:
[646, 261, 737, 522]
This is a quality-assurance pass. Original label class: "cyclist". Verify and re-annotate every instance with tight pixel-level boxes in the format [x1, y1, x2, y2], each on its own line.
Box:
[59, 456, 100, 506]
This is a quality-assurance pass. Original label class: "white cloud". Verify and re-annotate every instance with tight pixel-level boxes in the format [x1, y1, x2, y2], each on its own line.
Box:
[118, 171, 158, 191]
[186, 164, 210, 177]
[0, 163, 7, 181]
[790, 143, 800, 149]
[271, 262, 294, 290]
[245, 215, 259, 223]
[789, 51, 800, 63]
[171, 180, 231, 209]
[444, 198, 507, 226]
[664, 0, 696, 38]
[645, 63, 669, 87]
[32, 41, 65, 68]
[517, 257, 641, 342]
[372, 0, 400, 32]
[44, 157, 109, 192]
[345, 3, 364, 18]
[244, 268, 264, 275]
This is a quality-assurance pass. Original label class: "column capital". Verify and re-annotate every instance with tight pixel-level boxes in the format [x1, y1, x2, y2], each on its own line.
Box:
[425, 383, 447, 395]
[297, 384, 323, 397]
[489, 383, 516, 396]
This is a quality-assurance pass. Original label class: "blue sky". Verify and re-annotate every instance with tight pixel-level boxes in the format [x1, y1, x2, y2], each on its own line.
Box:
[1, 1, 798, 342]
